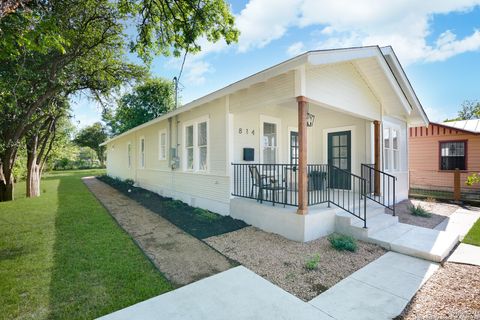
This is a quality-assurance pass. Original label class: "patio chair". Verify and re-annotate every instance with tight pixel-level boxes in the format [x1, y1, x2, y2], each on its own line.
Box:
[249, 165, 287, 207]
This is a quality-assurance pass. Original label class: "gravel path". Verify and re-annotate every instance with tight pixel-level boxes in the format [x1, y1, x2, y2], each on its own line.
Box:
[205, 226, 386, 301]
[398, 262, 480, 320]
[395, 199, 459, 229]
[83, 177, 234, 287]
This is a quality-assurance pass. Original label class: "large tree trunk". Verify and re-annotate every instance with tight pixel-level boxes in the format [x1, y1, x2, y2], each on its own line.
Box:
[0, 150, 17, 202]
[26, 148, 41, 198]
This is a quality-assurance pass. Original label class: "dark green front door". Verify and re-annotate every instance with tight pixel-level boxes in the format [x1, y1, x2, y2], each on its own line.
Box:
[328, 131, 351, 189]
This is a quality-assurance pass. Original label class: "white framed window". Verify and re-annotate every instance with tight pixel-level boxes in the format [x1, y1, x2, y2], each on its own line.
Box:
[127, 142, 131, 168]
[159, 129, 167, 160]
[260, 116, 281, 164]
[183, 116, 209, 172]
[383, 127, 400, 171]
[140, 137, 145, 168]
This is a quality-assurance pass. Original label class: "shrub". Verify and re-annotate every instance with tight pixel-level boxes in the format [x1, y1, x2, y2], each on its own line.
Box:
[305, 254, 321, 270]
[408, 204, 431, 217]
[194, 208, 221, 222]
[328, 234, 357, 252]
[124, 179, 135, 186]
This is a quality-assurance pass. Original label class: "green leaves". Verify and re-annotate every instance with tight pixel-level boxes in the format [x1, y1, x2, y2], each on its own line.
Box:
[104, 78, 175, 135]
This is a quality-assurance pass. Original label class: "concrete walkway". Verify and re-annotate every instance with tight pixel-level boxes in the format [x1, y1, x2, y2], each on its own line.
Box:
[98, 266, 333, 320]
[97, 252, 438, 320]
[83, 177, 234, 286]
[309, 252, 438, 320]
[448, 243, 480, 266]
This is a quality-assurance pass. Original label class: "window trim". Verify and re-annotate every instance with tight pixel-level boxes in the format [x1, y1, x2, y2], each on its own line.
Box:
[259, 115, 281, 164]
[438, 139, 468, 171]
[158, 129, 168, 161]
[383, 127, 400, 172]
[127, 142, 131, 168]
[139, 136, 145, 169]
[183, 116, 209, 172]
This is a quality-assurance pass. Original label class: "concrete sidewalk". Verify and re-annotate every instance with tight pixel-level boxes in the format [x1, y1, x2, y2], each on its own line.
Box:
[448, 243, 480, 266]
[98, 252, 437, 320]
[309, 252, 438, 320]
[98, 266, 333, 320]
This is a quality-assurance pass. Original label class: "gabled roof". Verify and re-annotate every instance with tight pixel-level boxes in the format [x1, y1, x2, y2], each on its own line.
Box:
[438, 119, 480, 134]
[101, 45, 429, 146]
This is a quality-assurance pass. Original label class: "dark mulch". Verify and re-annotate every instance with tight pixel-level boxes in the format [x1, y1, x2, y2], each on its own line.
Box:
[97, 175, 248, 239]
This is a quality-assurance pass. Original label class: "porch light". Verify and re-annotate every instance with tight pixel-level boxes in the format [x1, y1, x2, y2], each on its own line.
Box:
[306, 112, 315, 127]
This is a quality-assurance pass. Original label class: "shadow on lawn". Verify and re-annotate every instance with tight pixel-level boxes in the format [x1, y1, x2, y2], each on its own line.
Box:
[47, 172, 171, 319]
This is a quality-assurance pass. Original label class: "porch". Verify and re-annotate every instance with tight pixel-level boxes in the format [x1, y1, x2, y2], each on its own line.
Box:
[230, 162, 397, 242]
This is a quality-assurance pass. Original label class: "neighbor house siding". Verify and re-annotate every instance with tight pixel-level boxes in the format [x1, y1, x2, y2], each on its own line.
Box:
[409, 123, 480, 192]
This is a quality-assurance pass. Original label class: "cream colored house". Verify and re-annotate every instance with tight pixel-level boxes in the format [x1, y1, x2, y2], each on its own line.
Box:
[102, 46, 429, 242]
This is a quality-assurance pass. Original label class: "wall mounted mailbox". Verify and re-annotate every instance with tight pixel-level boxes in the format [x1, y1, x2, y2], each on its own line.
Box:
[243, 148, 254, 161]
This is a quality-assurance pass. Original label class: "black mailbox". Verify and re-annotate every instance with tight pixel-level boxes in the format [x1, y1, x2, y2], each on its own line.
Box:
[243, 148, 254, 161]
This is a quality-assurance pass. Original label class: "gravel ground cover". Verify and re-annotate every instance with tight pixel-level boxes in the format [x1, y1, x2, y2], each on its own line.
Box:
[394, 199, 460, 229]
[398, 262, 480, 320]
[205, 226, 386, 301]
[98, 175, 247, 239]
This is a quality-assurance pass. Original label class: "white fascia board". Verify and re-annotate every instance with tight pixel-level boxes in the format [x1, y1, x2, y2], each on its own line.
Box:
[307, 46, 379, 65]
[380, 46, 429, 126]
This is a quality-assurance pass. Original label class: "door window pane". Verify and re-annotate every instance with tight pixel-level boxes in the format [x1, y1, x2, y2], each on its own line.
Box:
[263, 122, 277, 163]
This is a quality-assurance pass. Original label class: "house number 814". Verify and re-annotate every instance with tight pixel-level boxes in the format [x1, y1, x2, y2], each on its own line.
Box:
[238, 128, 255, 135]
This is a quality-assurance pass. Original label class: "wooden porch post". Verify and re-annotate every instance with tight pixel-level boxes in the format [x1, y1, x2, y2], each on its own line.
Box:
[374, 120, 381, 196]
[297, 96, 308, 215]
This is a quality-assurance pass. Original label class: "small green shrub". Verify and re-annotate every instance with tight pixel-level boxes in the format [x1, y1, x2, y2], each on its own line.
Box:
[328, 234, 357, 252]
[124, 179, 134, 186]
[305, 254, 321, 270]
[194, 208, 221, 221]
[408, 204, 431, 217]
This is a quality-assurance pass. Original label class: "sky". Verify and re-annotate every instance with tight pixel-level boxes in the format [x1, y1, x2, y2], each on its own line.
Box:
[71, 0, 480, 128]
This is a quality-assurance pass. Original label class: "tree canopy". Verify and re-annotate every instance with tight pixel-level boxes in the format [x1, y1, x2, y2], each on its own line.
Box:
[445, 100, 480, 121]
[74, 123, 108, 166]
[104, 78, 175, 135]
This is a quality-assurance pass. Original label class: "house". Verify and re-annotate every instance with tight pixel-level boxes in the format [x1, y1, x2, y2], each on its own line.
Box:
[409, 119, 480, 200]
[101, 46, 429, 242]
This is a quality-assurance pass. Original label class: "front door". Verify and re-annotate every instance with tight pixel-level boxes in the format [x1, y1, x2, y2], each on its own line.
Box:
[328, 131, 351, 189]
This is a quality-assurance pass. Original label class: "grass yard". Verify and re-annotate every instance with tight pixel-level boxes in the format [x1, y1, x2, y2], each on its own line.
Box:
[463, 218, 480, 246]
[0, 169, 172, 319]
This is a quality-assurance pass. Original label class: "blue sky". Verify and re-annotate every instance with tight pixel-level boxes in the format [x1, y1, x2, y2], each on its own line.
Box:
[71, 0, 480, 127]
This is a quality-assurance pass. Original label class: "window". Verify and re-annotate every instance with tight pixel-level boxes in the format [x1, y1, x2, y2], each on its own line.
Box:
[140, 137, 145, 168]
[127, 142, 131, 168]
[183, 117, 209, 171]
[198, 122, 208, 171]
[383, 128, 400, 171]
[440, 141, 466, 170]
[159, 130, 167, 160]
[186, 125, 194, 170]
[262, 122, 277, 163]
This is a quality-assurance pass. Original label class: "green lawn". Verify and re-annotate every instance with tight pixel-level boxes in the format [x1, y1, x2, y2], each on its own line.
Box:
[0, 169, 172, 319]
[463, 217, 480, 246]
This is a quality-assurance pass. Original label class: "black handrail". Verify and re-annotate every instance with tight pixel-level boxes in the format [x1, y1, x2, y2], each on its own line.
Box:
[361, 163, 396, 215]
[328, 165, 367, 228]
[231, 163, 367, 228]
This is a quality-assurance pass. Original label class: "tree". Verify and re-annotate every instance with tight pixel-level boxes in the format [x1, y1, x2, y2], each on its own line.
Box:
[0, 0, 238, 201]
[0, 0, 144, 201]
[445, 100, 480, 121]
[74, 123, 108, 166]
[104, 78, 175, 135]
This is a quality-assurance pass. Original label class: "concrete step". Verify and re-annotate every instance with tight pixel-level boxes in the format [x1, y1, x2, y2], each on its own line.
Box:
[352, 213, 398, 234]
[369, 223, 459, 262]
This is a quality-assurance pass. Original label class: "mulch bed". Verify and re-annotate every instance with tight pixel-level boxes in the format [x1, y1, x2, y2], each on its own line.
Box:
[394, 199, 459, 229]
[97, 175, 247, 239]
[397, 262, 480, 320]
[205, 226, 386, 301]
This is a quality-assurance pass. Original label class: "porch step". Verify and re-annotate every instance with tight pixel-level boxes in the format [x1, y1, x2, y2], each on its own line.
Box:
[334, 204, 459, 262]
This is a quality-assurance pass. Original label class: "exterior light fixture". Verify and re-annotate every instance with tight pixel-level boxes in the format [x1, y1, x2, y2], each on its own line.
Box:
[306, 112, 315, 127]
